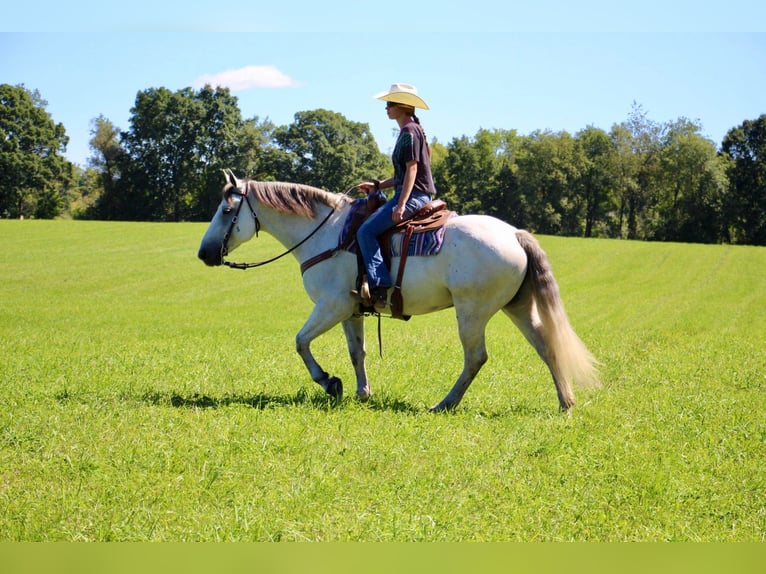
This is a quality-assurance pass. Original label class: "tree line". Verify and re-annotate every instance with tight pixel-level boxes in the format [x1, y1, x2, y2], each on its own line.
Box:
[1, 82, 765, 245]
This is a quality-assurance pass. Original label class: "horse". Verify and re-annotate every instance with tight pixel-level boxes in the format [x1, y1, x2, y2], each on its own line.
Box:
[198, 169, 599, 412]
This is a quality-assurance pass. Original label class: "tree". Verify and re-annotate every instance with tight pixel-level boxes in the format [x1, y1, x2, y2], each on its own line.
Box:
[654, 119, 728, 243]
[188, 87, 277, 220]
[576, 126, 617, 237]
[614, 103, 664, 239]
[272, 109, 389, 192]
[0, 84, 72, 218]
[113, 85, 251, 221]
[428, 137, 449, 202]
[440, 129, 519, 221]
[721, 114, 766, 245]
[120, 86, 205, 221]
[80, 115, 125, 219]
[89, 115, 123, 175]
[514, 130, 584, 235]
[68, 166, 103, 219]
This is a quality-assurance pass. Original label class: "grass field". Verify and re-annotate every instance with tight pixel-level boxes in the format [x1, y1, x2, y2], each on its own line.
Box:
[0, 219, 764, 541]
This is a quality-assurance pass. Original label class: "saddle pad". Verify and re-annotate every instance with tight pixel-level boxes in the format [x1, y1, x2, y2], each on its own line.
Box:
[388, 225, 449, 257]
[338, 198, 451, 257]
[338, 198, 369, 252]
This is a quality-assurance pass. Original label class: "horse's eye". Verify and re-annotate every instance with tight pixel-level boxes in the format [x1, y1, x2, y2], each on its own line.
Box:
[223, 207, 232, 215]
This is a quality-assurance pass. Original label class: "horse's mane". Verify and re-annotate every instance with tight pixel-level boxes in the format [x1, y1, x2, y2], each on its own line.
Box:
[240, 180, 350, 218]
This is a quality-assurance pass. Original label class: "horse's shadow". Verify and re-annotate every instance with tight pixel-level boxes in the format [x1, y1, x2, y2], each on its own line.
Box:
[141, 390, 549, 418]
[142, 388, 424, 415]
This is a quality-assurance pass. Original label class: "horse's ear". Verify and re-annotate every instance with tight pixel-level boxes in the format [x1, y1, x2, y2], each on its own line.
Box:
[222, 168, 238, 187]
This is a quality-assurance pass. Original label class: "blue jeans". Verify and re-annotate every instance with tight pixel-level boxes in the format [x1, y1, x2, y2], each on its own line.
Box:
[357, 189, 432, 289]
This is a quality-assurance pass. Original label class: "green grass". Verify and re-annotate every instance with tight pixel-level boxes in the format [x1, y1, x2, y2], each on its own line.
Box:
[0, 220, 764, 541]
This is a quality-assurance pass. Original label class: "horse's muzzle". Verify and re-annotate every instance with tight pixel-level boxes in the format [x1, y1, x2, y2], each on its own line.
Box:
[197, 245, 223, 266]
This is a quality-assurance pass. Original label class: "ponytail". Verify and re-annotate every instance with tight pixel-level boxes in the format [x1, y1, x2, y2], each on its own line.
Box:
[412, 113, 432, 159]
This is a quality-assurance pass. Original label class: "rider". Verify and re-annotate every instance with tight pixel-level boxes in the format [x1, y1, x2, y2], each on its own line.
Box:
[356, 83, 436, 309]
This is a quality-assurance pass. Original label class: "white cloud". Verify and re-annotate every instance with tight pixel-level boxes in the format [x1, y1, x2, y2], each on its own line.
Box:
[193, 65, 300, 91]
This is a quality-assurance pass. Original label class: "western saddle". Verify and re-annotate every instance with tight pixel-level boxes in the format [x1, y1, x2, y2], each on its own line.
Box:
[359, 197, 453, 320]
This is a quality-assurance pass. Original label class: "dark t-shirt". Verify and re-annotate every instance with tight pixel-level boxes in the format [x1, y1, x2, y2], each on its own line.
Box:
[391, 122, 436, 195]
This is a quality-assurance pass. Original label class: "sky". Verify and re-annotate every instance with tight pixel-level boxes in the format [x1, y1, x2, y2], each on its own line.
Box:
[2, 1, 765, 168]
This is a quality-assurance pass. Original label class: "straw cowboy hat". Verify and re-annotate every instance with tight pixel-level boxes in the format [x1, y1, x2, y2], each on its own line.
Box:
[374, 83, 430, 110]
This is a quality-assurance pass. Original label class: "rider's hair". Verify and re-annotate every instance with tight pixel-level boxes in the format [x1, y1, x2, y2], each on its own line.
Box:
[411, 113, 432, 159]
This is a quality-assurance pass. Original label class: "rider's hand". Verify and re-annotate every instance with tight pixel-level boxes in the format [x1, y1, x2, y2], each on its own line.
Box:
[392, 204, 406, 223]
[357, 182, 375, 194]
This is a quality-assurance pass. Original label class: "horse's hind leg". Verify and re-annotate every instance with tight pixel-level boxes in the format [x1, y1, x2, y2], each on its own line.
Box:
[341, 316, 370, 401]
[503, 285, 576, 410]
[431, 300, 490, 412]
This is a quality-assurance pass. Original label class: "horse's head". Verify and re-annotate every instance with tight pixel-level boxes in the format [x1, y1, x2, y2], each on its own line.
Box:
[197, 169, 260, 266]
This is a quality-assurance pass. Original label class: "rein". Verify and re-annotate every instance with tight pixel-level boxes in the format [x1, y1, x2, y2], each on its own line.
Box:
[221, 189, 336, 270]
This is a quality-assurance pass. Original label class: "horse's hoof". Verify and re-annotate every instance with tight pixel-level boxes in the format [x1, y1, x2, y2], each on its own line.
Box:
[357, 388, 371, 402]
[325, 376, 343, 400]
[429, 400, 454, 413]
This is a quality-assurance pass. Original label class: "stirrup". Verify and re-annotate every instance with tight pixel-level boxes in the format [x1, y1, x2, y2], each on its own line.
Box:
[371, 286, 389, 310]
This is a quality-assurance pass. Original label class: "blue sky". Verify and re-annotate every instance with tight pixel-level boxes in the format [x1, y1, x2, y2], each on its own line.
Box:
[2, 2, 765, 167]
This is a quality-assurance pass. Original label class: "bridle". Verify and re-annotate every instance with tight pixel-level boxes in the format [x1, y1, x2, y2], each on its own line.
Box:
[220, 186, 336, 270]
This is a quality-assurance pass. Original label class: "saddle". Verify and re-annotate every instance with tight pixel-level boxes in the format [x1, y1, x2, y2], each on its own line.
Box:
[356, 199, 453, 320]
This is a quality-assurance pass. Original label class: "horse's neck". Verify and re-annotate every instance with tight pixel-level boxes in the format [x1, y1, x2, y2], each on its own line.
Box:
[256, 201, 346, 261]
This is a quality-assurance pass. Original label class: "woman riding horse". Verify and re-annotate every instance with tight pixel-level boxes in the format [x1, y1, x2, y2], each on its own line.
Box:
[356, 83, 436, 310]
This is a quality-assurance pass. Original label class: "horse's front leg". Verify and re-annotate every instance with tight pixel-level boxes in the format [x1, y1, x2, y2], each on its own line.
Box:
[341, 316, 370, 401]
[295, 302, 349, 399]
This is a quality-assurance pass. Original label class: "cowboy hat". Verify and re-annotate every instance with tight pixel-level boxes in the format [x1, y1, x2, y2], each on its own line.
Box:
[373, 83, 429, 110]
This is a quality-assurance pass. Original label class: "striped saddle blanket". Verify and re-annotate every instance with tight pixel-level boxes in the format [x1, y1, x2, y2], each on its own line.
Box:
[339, 197, 452, 257]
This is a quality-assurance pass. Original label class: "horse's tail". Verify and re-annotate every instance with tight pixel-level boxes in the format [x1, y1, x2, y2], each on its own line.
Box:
[514, 230, 600, 407]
